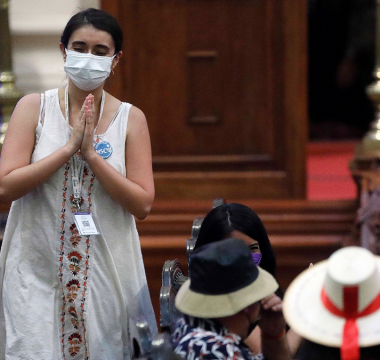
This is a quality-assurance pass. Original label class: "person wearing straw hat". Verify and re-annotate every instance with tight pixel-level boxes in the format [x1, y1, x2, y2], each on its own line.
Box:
[283, 246, 380, 360]
[173, 238, 291, 360]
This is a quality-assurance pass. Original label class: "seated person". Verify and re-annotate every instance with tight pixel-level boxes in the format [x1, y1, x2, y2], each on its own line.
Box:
[172, 238, 291, 360]
[194, 203, 276, 276]
[194, 203, 301, 356]
[283, 246, 380, 360]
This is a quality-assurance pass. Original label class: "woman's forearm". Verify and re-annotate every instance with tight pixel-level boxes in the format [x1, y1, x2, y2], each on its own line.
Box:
[261, 334, 292, 360]
[84, 150, 154, 219]
[0, 144, 76, 203]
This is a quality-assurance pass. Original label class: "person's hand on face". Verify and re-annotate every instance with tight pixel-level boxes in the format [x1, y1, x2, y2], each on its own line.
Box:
[259, 294, 286, 337]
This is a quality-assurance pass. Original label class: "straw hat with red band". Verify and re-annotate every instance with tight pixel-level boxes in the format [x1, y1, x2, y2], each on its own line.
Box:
[283, 246, 380, 360]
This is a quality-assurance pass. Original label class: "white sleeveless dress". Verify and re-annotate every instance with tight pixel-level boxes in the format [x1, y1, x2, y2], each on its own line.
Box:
[0, 89, 157, 360]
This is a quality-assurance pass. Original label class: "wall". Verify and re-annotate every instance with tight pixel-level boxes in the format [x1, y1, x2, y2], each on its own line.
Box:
[9, 0, 100, 94]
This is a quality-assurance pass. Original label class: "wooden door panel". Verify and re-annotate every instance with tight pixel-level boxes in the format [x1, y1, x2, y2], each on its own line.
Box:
[103, 0, 307, 199]
[129, 0, 276, 157]
[186, 0, 274, 157]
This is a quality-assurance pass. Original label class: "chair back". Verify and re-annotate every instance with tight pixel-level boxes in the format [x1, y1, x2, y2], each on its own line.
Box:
[187, 198, 226, 263]
[129, 317, 153, 359]
[129, 317, 181, 360]
[186, 238, 197, 266]
[160, 199, 226, 332]
[212, 197, 226, 208]
[160, 259, 188, 331]
[190, 216, 203, 240]
[150, 332, 183, 360]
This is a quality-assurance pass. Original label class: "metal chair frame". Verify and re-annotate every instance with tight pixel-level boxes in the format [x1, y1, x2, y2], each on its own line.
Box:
[159, 199, 226, 332]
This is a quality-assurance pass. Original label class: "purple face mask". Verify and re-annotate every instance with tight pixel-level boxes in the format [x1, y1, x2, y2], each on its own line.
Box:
[251, 252, 262, 266]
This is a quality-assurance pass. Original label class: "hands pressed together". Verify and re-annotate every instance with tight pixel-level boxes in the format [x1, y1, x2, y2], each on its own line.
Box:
[69, 94, 97, 158]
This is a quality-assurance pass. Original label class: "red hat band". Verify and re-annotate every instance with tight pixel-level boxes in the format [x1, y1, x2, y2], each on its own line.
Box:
[321, 286, 380, 360]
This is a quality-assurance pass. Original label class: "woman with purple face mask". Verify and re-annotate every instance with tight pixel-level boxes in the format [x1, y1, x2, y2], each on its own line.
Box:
[194, 203, 301, 358]
[194, 203, 275, 277]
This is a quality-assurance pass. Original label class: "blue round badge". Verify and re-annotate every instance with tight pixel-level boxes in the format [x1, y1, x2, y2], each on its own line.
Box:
[94, 140, 113, 159]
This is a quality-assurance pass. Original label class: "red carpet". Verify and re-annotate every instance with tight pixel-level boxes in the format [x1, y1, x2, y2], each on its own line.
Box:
[307, 141, 357, 200]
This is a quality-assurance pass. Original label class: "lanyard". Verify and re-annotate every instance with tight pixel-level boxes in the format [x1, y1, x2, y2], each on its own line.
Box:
[71, 155, 85, 210]
[65, 86, 105, 210]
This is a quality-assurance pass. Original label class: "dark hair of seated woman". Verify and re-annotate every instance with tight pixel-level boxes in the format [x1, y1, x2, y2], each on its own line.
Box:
[194, 203, 276, 277]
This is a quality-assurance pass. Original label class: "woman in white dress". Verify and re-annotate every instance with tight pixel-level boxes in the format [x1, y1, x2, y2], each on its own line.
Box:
[0, 8, 156, 360]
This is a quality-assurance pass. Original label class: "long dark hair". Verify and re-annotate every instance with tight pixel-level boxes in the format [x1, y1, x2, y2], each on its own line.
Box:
[61, 8, 123, 54]
[194, 203, 276, 277]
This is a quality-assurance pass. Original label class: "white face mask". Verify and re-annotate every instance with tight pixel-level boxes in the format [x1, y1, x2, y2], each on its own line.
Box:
[64, 49, 116, 91]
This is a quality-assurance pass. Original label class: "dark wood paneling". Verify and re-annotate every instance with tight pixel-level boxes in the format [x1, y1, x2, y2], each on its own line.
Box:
[282, 0, 308, 198]
[153, 170, 290, 200]
[137, 199, 357, 237]
[101, 0, 308, 200]
[187, 51, 220, 125]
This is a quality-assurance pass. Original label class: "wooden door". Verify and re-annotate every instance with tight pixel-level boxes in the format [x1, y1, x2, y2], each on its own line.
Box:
[103, 0, 308, 200]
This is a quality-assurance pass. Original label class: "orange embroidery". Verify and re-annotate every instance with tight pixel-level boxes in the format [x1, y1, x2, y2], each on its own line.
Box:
[68, 333, 82, 357]
[68, 306, 79, 329]
[69, 223, 81, 248]
[81, 166, 89, 186]
[68, 251, 82, 276]
[66, 280, 80, 303]
[81, 173, 95, 359]
[86, 173, 95, 212]
[59, 161, 70, 357]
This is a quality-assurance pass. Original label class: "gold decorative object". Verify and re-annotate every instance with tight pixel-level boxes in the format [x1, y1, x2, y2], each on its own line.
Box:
[354, 0, 380, 161]
[0, 0, 23, 151]
[0, 0, 8, 10]
[349, 0, 380, 250]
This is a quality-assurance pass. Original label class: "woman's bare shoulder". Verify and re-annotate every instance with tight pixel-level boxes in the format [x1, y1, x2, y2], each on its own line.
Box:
[126, 105, 148, 135]
[12, 93, 41, 126]
[16, 93, 41, 110]
[128, 105, 146, 122]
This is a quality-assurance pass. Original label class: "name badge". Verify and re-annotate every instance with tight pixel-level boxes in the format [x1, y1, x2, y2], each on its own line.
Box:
[74, 212, 100, 235]
[94, 140, 113, 159]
